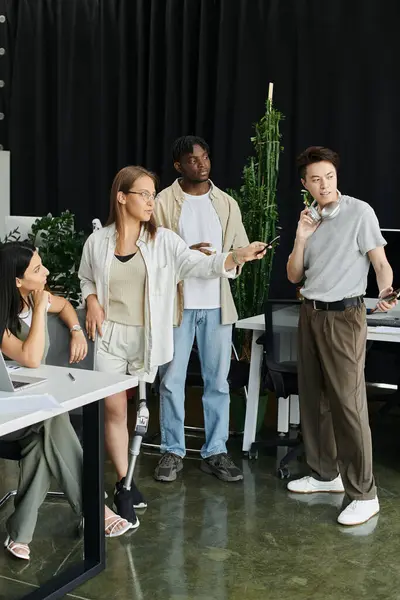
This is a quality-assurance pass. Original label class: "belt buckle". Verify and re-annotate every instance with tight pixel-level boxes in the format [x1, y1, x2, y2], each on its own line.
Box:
[312, 300, 321, 311]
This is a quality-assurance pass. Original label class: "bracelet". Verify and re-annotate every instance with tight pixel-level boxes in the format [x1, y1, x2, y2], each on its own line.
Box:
[231, 250, 244, 266]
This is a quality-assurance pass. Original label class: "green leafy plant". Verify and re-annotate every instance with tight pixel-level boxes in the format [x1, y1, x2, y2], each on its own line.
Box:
[28, 211, 86, 307]
[228, 93, 284, 353]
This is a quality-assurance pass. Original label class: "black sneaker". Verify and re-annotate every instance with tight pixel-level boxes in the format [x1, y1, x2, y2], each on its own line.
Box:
[113, 485, 139, 529]
[200, 453, 244, 482]
[114, 477, 147, 509]
[154, 453, 183, 482]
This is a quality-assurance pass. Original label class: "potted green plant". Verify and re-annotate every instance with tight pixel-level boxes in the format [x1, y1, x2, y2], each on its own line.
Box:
[228, 84, 284, 432]
[229, 85, 283, 333]
[28, 211, 87, 307]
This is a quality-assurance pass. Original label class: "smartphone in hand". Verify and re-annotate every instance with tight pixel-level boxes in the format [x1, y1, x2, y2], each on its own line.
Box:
[381, 288, 400, 302]
[369, 287, 400, 313]
[257, 235, 280, 255]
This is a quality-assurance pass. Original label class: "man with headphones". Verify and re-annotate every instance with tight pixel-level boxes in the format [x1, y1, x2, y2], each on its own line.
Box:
[287, 146, 397, 526]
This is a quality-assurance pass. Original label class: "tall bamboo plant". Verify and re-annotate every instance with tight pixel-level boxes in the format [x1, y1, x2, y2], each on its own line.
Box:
[229, 87, 284, 354]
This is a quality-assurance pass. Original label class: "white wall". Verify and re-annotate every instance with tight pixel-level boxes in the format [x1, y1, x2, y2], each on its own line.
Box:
[0, 150, 10, 239]
[0, 152, 40, 241]
[4, 215, 38, 240]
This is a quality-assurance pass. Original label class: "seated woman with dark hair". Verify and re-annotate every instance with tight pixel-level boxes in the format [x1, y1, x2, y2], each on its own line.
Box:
[0, 241, 133, 561]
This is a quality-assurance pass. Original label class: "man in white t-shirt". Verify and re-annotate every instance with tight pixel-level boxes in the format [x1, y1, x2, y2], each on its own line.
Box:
[153, 136, 249, 483]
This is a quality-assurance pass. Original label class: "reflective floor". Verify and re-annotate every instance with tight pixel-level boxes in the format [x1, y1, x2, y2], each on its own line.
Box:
[1, 411, 400, 600]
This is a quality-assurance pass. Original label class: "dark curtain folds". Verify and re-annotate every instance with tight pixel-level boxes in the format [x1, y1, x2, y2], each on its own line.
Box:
[1, 0, 400, 295]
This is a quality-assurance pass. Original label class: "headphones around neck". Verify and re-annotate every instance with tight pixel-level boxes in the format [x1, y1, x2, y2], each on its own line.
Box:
[307, 192, 342, 223]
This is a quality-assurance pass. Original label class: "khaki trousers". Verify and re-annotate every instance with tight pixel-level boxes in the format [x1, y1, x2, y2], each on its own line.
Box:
[6, 413, 83, 544]
[298, 302, 376, 501]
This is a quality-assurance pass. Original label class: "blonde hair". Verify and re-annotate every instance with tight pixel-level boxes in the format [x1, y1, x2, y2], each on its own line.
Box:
[106, 165, 158, 238]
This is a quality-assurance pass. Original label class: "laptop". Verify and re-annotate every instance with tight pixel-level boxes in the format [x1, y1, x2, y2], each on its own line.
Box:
[0, 352, 47, 393]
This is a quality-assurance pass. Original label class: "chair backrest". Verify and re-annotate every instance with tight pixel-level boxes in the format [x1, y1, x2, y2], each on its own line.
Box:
[263, 299, 301, 364]
[46, 308, 94, 370]
[260, 299, 301, 399]
[46, 307, 93, 425]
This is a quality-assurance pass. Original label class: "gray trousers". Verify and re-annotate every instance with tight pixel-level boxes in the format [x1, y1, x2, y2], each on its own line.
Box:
[6, 412, 83, 544]
[298, 302, 376, 501]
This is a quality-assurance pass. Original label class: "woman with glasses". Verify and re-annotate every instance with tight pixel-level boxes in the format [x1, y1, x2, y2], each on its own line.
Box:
[79, 165, 268, 525]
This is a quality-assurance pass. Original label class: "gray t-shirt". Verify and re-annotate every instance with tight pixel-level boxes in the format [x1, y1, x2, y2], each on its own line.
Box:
[300, 195, 386, 302]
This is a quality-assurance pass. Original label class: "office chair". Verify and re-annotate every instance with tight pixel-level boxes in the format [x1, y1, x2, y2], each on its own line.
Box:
[249, 299, 303, 478]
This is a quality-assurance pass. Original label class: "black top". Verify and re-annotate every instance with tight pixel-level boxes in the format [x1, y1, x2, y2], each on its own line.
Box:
[115, 253, 136, 263]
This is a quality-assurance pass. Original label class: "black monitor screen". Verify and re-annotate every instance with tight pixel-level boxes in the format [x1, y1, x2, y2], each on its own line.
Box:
[365, 230, 400, 298]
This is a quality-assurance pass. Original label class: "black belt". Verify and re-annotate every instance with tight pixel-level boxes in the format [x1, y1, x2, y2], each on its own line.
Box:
[304, 296, 363, 311]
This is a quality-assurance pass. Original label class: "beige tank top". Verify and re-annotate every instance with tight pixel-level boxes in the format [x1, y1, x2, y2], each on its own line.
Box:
[108, 251, 146, 326]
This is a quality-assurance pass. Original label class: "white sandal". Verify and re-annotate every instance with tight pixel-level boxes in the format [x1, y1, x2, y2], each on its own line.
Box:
[4, 535, 30, 561]
[79, 515, 136, 537]
[104, 515, 133, 538]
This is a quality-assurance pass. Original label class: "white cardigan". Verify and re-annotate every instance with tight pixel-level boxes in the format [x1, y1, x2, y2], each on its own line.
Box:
[78, 224, 236, 371]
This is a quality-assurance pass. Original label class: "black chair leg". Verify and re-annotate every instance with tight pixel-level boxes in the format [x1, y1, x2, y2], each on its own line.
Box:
[248, 429, 303, 480]
[277, 443, 304, 479]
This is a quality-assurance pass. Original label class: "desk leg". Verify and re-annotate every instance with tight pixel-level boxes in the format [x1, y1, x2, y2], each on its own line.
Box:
[24, 400, 106, 600]
[242, 330, 263, 453]
[279, 331, 300, 428]
[82, 399, 106, 565]
[289, 394, 300, 426]
[277, 397, 290, 434]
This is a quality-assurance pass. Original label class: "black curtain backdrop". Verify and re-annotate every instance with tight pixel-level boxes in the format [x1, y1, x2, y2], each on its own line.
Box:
[1, 0, 399, 296]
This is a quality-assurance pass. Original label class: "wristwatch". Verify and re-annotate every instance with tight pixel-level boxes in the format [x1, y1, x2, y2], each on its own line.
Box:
[70, 325, 83, 334]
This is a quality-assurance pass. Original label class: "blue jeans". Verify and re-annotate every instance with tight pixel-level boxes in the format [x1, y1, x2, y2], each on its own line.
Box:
[159, 308, 232, 459]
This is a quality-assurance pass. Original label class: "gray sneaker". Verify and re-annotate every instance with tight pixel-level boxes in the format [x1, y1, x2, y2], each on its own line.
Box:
[200, 453, 244, 482]
[154, 453, 183, 482]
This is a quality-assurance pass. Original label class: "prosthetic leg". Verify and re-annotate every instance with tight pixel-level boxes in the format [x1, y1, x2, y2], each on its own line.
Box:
[113, 382, 148, 525]
[123, 381, 149, 491]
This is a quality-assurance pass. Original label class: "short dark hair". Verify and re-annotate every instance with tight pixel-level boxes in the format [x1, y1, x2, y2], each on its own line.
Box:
[172, 136, 210, 163]
[296, 146, 340, 179]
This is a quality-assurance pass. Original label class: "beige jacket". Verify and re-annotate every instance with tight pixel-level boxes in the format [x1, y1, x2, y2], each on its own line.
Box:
[154, 179, 249, 325]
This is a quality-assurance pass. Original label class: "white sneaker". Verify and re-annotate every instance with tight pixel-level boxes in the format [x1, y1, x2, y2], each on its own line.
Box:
[287, 475, 345, 494]
[338, 514, 379, 536]
[337, 497, 380, 526]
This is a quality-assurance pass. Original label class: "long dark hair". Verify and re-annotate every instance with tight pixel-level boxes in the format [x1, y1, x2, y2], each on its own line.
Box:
[0, 241, 36, 343]
[106, 165, 158, 239]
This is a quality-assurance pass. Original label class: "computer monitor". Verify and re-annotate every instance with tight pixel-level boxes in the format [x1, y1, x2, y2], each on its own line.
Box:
[365, 230, 400, 298]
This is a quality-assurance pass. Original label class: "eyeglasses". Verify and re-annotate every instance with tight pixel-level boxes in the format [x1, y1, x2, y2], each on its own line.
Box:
[127, 190, 156, 202]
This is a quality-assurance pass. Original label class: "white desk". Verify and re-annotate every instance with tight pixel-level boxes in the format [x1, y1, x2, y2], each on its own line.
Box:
[0, 364, 134, 436]
[236, 298, 400, 453]
[0, 364, 135, 600]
